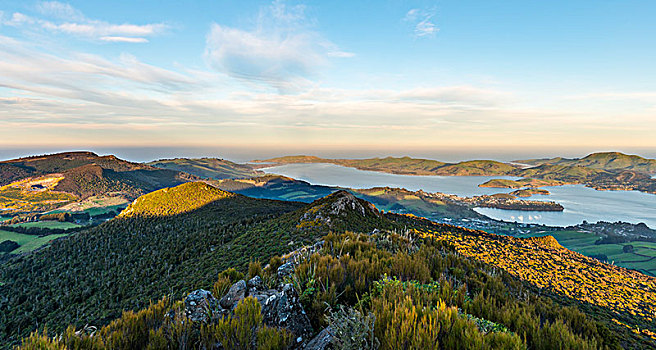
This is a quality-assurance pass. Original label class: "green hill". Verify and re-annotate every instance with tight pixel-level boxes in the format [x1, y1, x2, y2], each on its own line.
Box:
[518, 152, 656, 174]
[148, 157, 262, 180]
[434, 159, 517, 176]
[119, 182, 235, 217]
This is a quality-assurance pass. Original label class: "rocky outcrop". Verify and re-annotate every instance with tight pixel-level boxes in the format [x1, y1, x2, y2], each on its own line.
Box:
[277, 262, 296, 279]
[299, 190, 381, 228]
[219, 279, 247, 310]
[184, 289, 218, 322]
[184, 278, 314, 347]
[261, 283, 314, 345]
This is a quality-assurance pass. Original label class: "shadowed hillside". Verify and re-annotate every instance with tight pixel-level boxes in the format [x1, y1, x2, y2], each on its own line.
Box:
[148, 158, 262, 180]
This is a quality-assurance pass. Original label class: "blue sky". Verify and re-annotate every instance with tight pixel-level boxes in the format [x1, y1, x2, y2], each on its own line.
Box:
[0, 0, 655, 160]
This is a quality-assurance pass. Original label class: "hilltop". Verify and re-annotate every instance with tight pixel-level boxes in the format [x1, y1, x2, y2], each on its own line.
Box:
[7, 187, 656, 349]
[148, 157, 262, 180]
[120, 182, 235, 217]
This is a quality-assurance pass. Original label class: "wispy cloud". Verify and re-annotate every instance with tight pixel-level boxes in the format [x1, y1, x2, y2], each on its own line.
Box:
[204, 0, 353, 92]
[1, 1, 166, 43]
[404, 7, 439, 38]
[35, 1, 83, 21]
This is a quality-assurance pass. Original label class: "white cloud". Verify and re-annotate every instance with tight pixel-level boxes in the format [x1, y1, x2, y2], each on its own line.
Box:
[3, 12, 36, 26]
[100, 36, 148, 43]
[404, 8, 439, 38]
[1, 2, 166, 43]
[204, 0, 353, 92]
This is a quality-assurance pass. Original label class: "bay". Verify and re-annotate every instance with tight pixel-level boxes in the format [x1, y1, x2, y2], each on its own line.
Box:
[263, 163, 656, 228]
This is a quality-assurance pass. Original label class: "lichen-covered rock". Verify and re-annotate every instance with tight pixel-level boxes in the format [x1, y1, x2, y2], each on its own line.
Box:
[277, 262, 295, 280]
[184, 289, 217, 322]
[261, 283, 313, 345]
[219, 280, 247, 310]
[247, 275, 263, 290]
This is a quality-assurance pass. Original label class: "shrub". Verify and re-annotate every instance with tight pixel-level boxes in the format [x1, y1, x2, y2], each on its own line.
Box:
[325, 305, 379, 349]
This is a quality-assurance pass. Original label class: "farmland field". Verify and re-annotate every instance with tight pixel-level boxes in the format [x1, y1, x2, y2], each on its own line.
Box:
[13, 221, 82, 230]
[0, 230, 69, 254]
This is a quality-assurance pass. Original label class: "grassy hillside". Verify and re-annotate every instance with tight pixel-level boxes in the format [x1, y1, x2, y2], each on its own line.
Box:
[148, 157, 262, 180]
[0, 152, 195, 214]
[119, 182, 235, 217]
[354, 186, 484, 220]
[0, 176, 77, 212]
[0, 230, 69, 255]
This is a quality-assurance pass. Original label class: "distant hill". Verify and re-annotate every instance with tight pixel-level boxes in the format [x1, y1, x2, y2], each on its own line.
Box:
[0, 152, 195, 213]
[148, 157, 262, 180]
[517, 152, 656, 174]
[254, 155, 517, 176]
[256, 153, 656, 195]
[5, 184, 656, 348]
[213, 174, 336, 202]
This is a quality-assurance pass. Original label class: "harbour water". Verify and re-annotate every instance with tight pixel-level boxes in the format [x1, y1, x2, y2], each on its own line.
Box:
[263, 163, 656, 228]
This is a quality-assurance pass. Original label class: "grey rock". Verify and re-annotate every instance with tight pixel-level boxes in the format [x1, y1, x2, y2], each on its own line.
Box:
[219, 280, 247, 310]
[261, 283, 313, 345]
[277, 262, 295, 280]
[303, 327, 334, 350]
[184, 289, 218, 322]
[247, 275, 263, 290]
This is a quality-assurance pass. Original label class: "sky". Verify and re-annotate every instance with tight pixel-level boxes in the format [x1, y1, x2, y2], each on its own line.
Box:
[0, 0, 655, 161]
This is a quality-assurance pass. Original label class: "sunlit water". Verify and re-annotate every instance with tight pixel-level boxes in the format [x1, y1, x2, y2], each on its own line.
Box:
[263, 163, 656, 228]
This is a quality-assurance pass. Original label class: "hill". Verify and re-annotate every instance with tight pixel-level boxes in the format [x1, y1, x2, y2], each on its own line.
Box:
[9, 192, 656, 348]
[255, 155, 519, 176]
[213, 175, 336, 202]
[0, 152, 195, 213]
[481, 164, 656, 194]
[147, 157, 262, 180]
[257, 153, 656, 195]
[518, 152, 656, 174]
